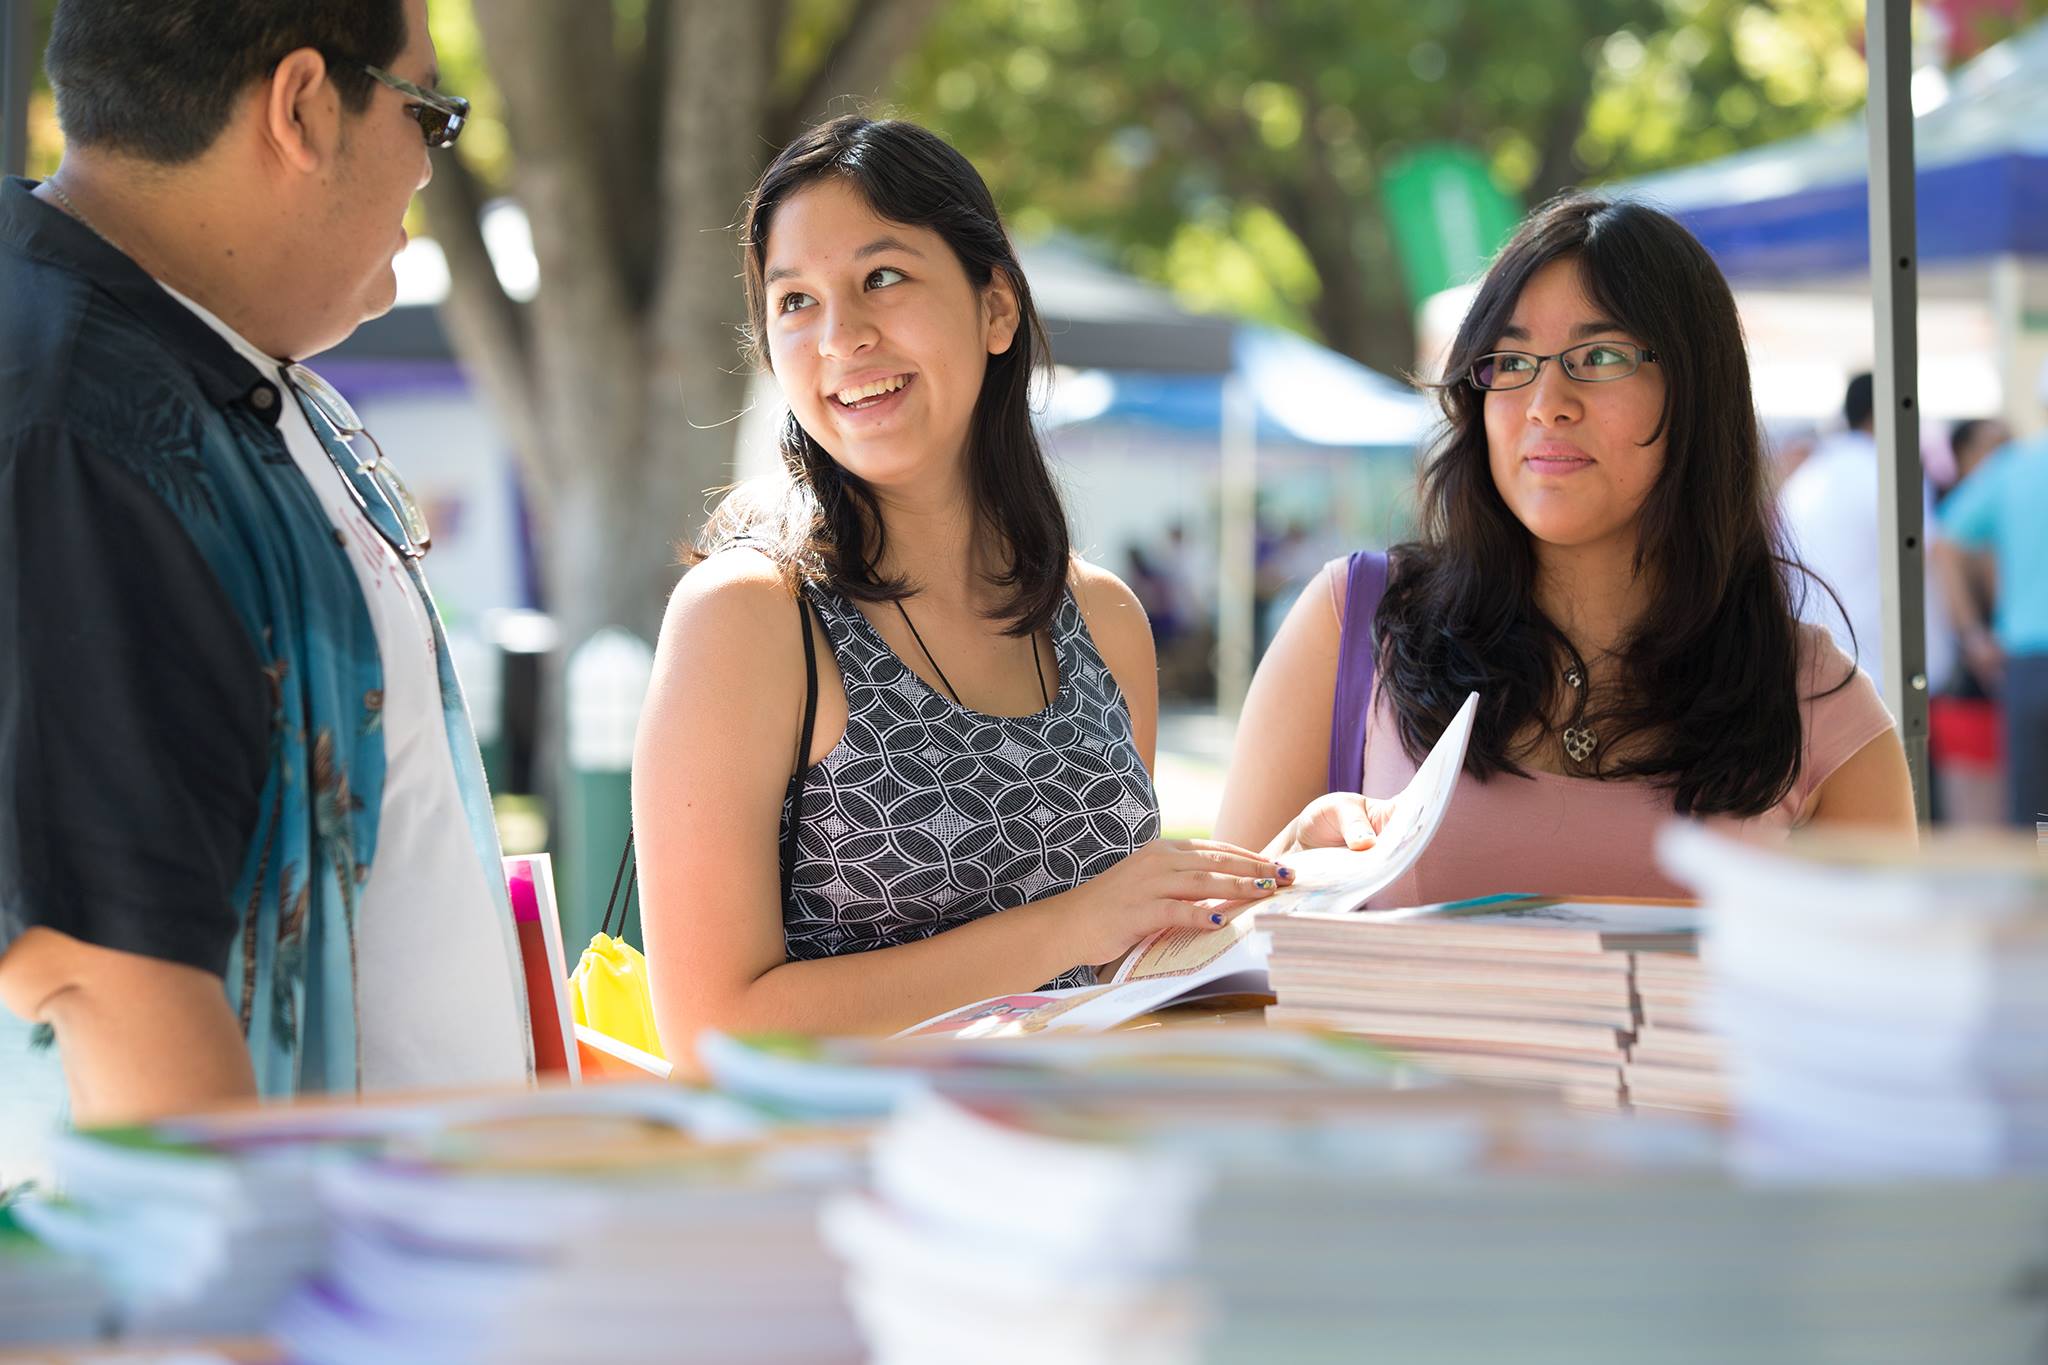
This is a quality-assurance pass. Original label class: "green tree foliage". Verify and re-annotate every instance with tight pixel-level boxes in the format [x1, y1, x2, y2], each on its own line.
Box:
[893, 0, 2005, 373]
[1581, 0, 1874, 176]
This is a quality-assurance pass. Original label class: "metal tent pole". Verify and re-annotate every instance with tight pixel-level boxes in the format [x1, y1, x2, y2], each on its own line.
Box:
[1216, 375, 1258, 718]
[1866, 0, 1931, 822]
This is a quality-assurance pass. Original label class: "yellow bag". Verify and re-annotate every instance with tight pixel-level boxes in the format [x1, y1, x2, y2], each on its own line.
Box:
[569, 931, 666, 1061]
[568, 835, 667, 1063]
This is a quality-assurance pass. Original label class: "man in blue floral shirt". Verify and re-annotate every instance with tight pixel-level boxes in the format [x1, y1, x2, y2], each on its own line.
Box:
[0, 0, 532, 1122]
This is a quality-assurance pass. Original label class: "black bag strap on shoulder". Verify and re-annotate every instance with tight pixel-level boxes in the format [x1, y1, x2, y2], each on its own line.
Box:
[785, 590, 820, 910]
[601, 828, 637, 941]
[605, 587, 820, 943]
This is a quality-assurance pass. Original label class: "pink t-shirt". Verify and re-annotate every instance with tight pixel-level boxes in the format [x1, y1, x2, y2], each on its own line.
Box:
[1358, 623, 1896, 907]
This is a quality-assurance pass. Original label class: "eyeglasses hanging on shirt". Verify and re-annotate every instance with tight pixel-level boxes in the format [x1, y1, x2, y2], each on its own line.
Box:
[282, 363, 432, 559]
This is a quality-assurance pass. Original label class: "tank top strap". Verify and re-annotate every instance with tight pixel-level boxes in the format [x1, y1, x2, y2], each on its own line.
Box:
[800, 584, 892, 687]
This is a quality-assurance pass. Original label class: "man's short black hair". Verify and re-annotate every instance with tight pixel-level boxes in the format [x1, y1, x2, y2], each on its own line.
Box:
[1844, 372, 1875, 431]
[46, 0, 408, 165]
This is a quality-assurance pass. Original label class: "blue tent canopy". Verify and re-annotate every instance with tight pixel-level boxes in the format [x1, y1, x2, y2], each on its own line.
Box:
[1047, 323, 1434, 450]
[1019, 236, 1433, 450]
[1619, 18, 2048, 282]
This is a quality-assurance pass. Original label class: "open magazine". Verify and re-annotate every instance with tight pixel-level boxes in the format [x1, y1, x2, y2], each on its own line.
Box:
[896, 692, 1481, 1039]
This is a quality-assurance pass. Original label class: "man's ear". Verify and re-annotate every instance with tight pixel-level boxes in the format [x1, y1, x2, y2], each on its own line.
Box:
[983, 267, 1022, 357]
[262, 48, 341, 174]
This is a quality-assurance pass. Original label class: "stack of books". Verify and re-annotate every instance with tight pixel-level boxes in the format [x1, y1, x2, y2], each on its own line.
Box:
[1264, 895, 1700, 1110]
[1662, 823, 2048, 1177]
[275, 1104, 866, 1364]
[1193, 1165, 2048, 1362]
[825, 1071, 2048, 1363]
[1625, 951, 1727, 1115]
[13, 1108, 343, 1337]
[0, 1204, 109, 1345]
[696, 1023, 1424, 1120]
[10, 1083, 829, 1353]
[823, 1065, 1551, 1363]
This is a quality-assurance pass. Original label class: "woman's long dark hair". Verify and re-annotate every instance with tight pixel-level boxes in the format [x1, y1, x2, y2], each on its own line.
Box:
[694, 115, 1067, 638]
[1376, 192, 1830, 817]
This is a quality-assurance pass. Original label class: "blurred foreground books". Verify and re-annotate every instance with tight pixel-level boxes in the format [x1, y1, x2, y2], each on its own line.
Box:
[277, 1103, 864, 1364]
[1662, 822, 2048, 1178]
[10, 1083, 845, 1360]
[827, 1072, 2048, 1365]
[698, 1025, 1426, 1119]
[0, 1203, 108, 1343]
[14, 1014, 2048, 1363]
[15, 818, 2048, 1361]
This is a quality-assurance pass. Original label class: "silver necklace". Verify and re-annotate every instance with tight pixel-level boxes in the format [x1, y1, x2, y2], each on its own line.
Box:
[1561, 665, 1598, 765]
[41, 178, 79, 216]
[41, 178, 154, 280]
[43, 178, 194, 301]
[42, 178, 105, 242]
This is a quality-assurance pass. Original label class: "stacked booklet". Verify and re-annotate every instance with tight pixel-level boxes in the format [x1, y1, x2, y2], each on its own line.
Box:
[12, 1106, 345, 1337]
[1625, 951, 1726, 1116]
[1264, 894, 1700, 1110]
[824, 1070, 2048, 1364]
[0, 1203, 110, 1345]
[821, 1049, 1553, 1365]
[11, 1083, 841, 1357]
[1661, 823, 2048, 1178]
[275, 1101, 866, 1364]
[698, 1024, 1427, 1120]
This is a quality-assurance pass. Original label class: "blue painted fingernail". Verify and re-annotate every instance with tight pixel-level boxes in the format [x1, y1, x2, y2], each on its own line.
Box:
[1254, 878, 1276, 891]
[1210, 912, 1224, 925]
[1276, 865, 1294, 881]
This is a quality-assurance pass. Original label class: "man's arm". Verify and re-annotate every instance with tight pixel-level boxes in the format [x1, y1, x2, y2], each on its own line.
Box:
[1932, 455, 2008, 691]
[1930, 538, 2003, 691]
[2, 424, 270, 1121]
[0, 928, 254, 1125]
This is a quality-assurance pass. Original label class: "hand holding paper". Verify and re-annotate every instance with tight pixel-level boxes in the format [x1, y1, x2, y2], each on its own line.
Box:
[894, 693, 1482, 1038]
[1274, 790, 1401, 856]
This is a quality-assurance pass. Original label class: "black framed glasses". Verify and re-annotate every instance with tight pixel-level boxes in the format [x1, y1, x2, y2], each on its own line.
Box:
[363, 64, 469, 149]
[283, 363, 432, 559]
[1470, 341, 1658, 391]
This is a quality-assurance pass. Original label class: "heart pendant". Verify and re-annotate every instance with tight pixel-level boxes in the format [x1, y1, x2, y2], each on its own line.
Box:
[1563, 726, 1596, 764]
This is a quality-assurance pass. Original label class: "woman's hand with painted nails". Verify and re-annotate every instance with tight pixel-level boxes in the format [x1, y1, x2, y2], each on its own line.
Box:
[1055, 838, 1292, 968]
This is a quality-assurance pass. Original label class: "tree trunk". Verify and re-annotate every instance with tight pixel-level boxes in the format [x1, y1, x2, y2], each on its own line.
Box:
[443, 0, 946, 656]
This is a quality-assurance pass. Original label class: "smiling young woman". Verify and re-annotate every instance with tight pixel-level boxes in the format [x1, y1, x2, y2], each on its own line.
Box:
[1214, 193, 1916, 905]
[629, 117, 1287, 1061]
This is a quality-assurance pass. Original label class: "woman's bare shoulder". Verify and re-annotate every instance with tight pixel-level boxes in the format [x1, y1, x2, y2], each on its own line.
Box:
[1069, 554, 1146, 615]
[1068, 554, 1154, 653]
[653, 546, 809, 682]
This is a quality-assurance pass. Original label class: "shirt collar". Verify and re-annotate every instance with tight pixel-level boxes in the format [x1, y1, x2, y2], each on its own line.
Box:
[0, 176, 283, 426]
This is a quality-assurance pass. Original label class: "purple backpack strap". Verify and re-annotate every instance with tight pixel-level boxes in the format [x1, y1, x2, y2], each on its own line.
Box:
[1326, 550, 1389, 794]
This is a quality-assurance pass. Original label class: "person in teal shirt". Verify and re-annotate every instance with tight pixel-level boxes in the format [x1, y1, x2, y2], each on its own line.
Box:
[0, 0, 530, 1125]
[1935, 364, 2048, 828]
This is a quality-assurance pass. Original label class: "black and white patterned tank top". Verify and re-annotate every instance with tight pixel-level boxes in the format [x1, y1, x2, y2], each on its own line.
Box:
[779, 584, 1160, 989]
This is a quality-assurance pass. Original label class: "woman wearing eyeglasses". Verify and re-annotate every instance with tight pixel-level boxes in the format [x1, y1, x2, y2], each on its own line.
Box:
[631, 117, 1287, 1058]
[1214, 193, 1915, 904]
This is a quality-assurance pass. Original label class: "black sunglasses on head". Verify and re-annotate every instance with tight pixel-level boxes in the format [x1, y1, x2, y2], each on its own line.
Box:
[363, 64, 468, 149]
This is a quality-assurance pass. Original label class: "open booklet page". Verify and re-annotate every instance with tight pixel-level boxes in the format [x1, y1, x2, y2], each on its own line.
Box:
[896, 692, 1481, 1039]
